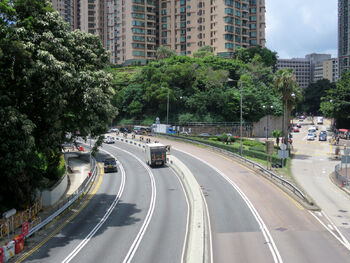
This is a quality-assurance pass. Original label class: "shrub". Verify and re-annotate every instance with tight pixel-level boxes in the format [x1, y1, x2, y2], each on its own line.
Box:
[219, 134, 228, 142]
[242, 140, 264, 147]
[249, 145, 265, 152]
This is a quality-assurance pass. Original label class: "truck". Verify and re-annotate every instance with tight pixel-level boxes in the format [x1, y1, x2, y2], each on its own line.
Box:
[145, 143, 167, 167]
[152, 124, 176, 135]
[317, 116, 323, 124]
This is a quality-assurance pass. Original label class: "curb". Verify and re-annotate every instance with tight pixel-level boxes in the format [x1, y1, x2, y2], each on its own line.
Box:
[167, 155, 207, 263]
[329, 171, 350, 196]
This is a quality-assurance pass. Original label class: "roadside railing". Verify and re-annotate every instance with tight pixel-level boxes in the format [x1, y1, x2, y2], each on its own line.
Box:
[335, 163, 350, 188]
[163, 135, 313, 206]
[25, 154, 98, 239]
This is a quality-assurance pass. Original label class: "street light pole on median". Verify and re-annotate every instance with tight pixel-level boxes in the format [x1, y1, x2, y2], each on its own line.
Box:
[167, 88, 169, 125]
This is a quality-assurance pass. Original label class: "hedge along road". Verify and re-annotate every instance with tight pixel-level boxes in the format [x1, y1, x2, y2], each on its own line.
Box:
[18, 144, 159, 263]
[152, 136, 350, 263]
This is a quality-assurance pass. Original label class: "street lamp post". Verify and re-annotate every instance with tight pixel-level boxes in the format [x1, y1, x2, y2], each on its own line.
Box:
[166, 88, 169, 125]
[240, 84, 243, 156]
[263, 105, 274, 140]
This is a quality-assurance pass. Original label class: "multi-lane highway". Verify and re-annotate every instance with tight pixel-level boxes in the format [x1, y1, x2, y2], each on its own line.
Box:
[292, 119, 350, 249]
[18, 142, 188, 263]
[16, 131, 350, 263]
[155, 136, 350, 262]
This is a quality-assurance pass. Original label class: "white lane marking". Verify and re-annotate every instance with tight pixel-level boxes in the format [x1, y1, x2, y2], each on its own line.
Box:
[169, 168, 190, 263]
[106, 145, 157, 263]
[328, 224, 334, 231]
[322, 211, 350, 247]
[309, 211, 350, 250]
[173, 148, 283, 263]
[110, 138, 193, 263]
[62, 148, 126, 263]
[200, 179, 213, 263]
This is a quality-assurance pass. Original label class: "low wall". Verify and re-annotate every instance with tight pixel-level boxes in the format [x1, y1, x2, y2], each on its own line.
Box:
[253, 115, 283, 138]
[41, 171, 68, 207]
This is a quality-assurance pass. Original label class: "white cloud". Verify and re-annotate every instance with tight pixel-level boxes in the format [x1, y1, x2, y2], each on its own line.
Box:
[265, 0, 337, 59]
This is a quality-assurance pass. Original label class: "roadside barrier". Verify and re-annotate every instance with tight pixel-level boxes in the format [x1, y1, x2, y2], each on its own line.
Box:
[0, 199, 41, 239]
[3, 241, 14, 262]
[14, 234, 24, 254]
[25, 154, 98, 240]
[160, 135, 316, 208]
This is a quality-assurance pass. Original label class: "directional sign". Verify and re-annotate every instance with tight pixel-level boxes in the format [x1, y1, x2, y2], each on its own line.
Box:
[280, 143, 287, 151]
[278, 150, 289, 159]
[341, 155, 350, 164]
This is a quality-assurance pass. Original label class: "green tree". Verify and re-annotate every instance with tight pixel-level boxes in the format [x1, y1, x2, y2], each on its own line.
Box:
[320, 71, 350, 127]
[156, 46, 176, 60]
[0, 0, 117, 211]
[273, 69, 301, 145]
[234, 46, 278, 69]
[300, 79, 334, 114]
[193, 46, 215, 58]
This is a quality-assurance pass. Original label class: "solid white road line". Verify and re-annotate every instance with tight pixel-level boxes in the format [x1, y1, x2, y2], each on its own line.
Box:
[106, 145, 157, 263]
[62, 148, 126, 263]
[309, 211, 350, 250]
[174, 148, 283, 263]
[169, 168, 190, 263]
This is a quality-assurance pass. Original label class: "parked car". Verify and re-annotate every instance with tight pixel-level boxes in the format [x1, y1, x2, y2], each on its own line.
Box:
[104, 157, 118, 173]
[109, 128, 119, 132]
[307, 133, 315, 141]
[199, 133, 210, 136]
[293, 127, 300, 132]
[319, 133, 327, 141]
[104, 136, 115, 144]
[313, 125, 318, 130]
[296, 123, 302, 128]
[119, 127, 131, 133]
[320, 130, 327, 135]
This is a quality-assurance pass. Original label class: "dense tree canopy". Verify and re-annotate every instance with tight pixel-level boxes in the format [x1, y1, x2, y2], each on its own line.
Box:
[110, 53, 284, 124]
[320, 71, 350, 128]
[0, 0, 117, 211]
[299, 79, 334, 115]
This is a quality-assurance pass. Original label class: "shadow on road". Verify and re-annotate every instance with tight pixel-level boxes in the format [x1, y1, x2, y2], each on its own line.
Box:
[292, 154, 311, 160]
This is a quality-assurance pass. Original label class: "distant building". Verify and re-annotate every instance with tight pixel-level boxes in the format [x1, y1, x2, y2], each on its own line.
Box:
[338, 0, 350, 76]
[277, 58, 311, 89]
[277, 53, 338, 89]
[322, 58, 339, 83]
[51, 0, 266, 65]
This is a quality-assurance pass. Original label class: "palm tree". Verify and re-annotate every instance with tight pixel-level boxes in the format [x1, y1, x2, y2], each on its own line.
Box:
[273, 69, 301, 146]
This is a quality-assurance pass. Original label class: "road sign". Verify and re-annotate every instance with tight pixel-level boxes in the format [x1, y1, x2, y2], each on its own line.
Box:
[344, 148, 350, 156]
[280, 143, 287, 150]
[278, 150, 289, 159]
[22, 222, 29, 236]
[341, 155, 350, 164]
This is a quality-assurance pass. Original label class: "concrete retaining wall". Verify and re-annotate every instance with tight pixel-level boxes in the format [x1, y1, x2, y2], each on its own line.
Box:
[253, 115, 283, 138]
[41, 172, 68, 207]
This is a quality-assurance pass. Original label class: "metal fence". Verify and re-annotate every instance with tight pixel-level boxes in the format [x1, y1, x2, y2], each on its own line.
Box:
[164, 135, 312, 206]
[335, 163, 350, 187]
[0, 199, 42, 240]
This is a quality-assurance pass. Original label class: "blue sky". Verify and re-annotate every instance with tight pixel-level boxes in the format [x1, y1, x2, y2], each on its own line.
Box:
[265, 0, 337, 59]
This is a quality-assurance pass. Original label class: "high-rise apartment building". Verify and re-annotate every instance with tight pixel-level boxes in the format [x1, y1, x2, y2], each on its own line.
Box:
[338, 0, 350, 76]
[323, 58, 339, 83]
[52, 0, 265, 65]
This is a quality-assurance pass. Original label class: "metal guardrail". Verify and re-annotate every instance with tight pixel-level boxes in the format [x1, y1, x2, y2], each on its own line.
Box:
[335, 163, 350, 187]
[26, 155, 98, 239]
[164, 135, 311, 205]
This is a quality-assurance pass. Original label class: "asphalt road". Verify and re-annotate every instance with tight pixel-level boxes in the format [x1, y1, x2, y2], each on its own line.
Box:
[153, 135, 350, 263]
[292, 119, 350, 248]
[20, 141, 188, 263]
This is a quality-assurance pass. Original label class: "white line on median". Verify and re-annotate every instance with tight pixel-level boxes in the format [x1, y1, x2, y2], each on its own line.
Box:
[174, 148, 284, 263]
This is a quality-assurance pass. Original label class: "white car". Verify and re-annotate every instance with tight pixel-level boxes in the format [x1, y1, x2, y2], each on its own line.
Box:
[307, 133, 315, 141]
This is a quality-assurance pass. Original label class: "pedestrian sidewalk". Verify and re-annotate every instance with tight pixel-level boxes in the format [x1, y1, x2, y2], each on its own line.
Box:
[65, 152, 90, 196]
